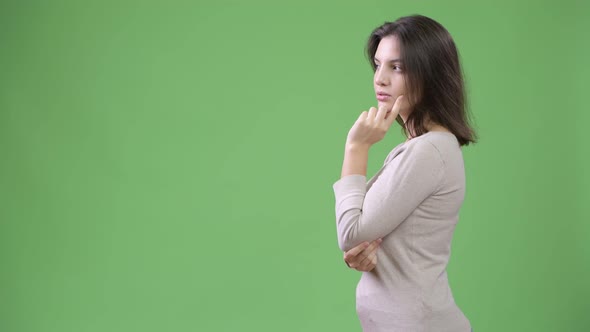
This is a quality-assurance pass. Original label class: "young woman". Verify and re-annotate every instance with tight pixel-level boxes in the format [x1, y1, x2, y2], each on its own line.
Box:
[332, 15, 476, 331]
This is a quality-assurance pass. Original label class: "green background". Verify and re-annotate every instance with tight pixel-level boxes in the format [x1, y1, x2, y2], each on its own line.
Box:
[1, 1, 588, 331]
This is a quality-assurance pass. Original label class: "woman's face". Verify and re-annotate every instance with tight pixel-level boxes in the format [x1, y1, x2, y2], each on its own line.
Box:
[373, 35, 411, 119]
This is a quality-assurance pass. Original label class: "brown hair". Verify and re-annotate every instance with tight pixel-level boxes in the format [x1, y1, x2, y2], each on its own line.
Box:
[366, 15, 477, 146]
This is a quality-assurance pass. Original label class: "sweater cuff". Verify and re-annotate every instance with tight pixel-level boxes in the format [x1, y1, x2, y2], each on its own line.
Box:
[333, 174, 367, 193]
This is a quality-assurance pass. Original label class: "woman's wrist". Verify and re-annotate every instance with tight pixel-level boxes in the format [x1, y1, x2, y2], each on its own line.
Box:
[345, 142, 371, 152]
[340, 143, 370, 178]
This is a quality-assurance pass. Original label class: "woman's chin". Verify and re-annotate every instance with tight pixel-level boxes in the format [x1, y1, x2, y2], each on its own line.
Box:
[377, 100, 392, 108]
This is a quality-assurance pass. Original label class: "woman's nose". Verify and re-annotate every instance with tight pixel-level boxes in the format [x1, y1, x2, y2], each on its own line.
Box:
[374, 69, 388, 86]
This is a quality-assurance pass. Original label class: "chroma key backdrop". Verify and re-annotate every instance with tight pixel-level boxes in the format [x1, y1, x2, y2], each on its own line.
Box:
[1, 1, 589, 331]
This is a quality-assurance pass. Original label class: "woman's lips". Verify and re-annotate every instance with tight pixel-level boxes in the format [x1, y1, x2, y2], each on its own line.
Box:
[376, 94, 391, 101]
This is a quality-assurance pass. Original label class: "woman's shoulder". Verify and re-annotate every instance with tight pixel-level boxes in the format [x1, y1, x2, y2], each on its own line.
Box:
[400, 131, 461, 166]
[384, 131, 458, 166]
[408, 131, 459, 153]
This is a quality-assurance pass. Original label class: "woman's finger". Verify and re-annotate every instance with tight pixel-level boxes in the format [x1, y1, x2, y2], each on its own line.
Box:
[385, 95, 404, 127]
[364, 238, 383, 254]
[367, 107, 377, 121]
[357, 252, 371, 269]
[357, 253, 377, 271]
[371, 255, 377, 265]
[343, 242, 370, 261]
[376, 104, 388, 121]
[353, 239, 381, 269]
[358, 251, 376, 268]
[357, 110, 368, 122]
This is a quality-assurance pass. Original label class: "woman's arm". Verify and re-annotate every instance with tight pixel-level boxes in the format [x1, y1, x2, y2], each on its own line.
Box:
[340, 143, 370, 178]
[343, 238, 382, 271]
[333, 140, 444, 251]
[333, 98, 403, 251]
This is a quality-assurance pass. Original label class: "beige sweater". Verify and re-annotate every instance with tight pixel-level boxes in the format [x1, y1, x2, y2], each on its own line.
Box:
[333, 131, 472, 332]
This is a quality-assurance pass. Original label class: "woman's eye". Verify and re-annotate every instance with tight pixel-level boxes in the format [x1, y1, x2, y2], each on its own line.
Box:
[374, 63, 402, 71]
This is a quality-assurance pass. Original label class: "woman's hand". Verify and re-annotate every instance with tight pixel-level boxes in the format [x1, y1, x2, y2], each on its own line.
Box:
[346, 95, 404, 147]
[343, 238, 383, 272]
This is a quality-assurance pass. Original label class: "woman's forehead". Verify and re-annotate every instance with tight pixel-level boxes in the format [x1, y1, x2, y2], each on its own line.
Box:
[375, 36, 401, 61]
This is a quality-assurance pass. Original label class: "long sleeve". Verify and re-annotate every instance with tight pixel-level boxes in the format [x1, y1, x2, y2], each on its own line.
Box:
[333, 140, 445, 252]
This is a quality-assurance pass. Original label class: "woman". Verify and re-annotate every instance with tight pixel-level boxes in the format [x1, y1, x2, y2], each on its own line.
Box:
[332, 15, 476, 332]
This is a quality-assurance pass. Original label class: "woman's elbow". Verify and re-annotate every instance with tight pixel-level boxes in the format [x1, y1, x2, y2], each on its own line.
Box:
[336, 213, 364, 251]
[337, 229, 357, 252]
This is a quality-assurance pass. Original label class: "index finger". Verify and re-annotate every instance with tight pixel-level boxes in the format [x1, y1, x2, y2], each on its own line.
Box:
[344, 242, 370, 259]
[376, 104, 388, 121]
[385, 95, 404, 126]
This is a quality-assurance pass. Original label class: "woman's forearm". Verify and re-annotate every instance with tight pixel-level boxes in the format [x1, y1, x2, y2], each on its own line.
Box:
[340, 143, 371, 178]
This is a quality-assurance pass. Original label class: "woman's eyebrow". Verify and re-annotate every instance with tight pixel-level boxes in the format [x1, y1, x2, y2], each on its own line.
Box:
[374, 58, 402, 63]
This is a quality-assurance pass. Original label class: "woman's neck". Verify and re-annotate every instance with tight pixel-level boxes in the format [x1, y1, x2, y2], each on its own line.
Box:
[404, 118, 451, 142]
